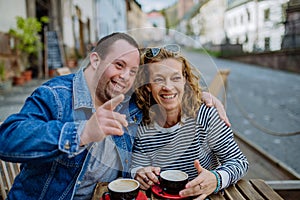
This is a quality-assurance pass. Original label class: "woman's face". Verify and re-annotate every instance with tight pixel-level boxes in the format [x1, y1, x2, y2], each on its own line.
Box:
[148, 58, 186, 113]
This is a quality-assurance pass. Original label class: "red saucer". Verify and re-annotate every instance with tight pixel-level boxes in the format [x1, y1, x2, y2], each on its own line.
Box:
[151, 184, 188, 199]
[100, 191, 147, 200]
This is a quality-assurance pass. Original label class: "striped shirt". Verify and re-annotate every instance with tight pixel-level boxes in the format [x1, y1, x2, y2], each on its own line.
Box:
[132, 104, 248, 189]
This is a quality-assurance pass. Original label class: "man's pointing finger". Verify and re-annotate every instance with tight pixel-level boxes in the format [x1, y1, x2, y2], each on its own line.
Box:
[102, 94, 125, 111]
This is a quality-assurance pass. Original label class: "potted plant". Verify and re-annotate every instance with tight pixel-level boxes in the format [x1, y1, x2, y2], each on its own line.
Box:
[11, 59, 25, 86]
[0, 61, 13, 91]
[9, 16, 49, 81]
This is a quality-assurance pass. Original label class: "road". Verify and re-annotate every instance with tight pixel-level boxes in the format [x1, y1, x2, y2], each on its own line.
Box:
[1, 52, 300, 176]
[184, 50, 300, 176]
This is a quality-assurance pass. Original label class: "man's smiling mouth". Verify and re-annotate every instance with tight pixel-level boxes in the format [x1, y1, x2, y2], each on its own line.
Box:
[111, 80, 125, 91]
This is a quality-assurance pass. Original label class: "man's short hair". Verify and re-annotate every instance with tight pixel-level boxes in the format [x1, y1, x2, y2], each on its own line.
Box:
[93, 32, 140, 59]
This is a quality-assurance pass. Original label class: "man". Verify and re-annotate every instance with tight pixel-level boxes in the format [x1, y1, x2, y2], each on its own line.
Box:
[0, 32, 229, 199]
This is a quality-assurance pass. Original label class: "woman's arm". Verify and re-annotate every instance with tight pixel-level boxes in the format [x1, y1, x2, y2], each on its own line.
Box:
[206, 107, 248, 188]
[179, 106, 248, 199]
[131, 127, 161, 190]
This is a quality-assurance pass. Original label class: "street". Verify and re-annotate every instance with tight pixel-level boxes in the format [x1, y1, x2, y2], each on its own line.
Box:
[1, 51, 300, 176]
[184, 50, 300, 176]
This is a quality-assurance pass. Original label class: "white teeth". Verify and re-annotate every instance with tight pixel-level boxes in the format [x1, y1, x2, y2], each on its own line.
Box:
[113, 82, 124, 90]
[116, 84, 123, 89]
[161, 94, 176, 99]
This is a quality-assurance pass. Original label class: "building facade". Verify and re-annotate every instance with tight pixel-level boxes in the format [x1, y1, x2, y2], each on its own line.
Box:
[95, 0, 127, 40]
[126, 0, 148, 45]
[191, 0, 227, 47]
[224, 0, 289, 52]
[281, 0, 300, 49]
[0, 0, 140, 78]
[178, 0, 197, 20]
[142, 11, 166, 46]
[0, 0, 27, 32]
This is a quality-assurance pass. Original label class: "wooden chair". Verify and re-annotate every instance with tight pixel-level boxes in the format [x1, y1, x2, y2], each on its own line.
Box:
[0, 161, 20, 199]
[56, 67, 71, 76]
[208, 69, 231, 105]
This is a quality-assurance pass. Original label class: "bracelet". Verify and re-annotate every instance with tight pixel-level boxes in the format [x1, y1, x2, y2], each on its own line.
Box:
[217, 171, 222, 190]
[210, 170, 221, 194]
[216, 171, 222, 192]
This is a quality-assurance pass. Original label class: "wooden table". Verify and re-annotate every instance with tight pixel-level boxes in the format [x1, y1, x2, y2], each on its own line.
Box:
[92, 179, 284, 200]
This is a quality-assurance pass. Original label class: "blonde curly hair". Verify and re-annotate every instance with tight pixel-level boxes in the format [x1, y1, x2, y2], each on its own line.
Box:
[134, 47, 203, 124]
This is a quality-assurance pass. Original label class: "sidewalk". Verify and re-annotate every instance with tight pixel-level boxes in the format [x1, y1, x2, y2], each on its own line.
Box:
[0, 66, 80, 122]
[0, 78, 49, 121]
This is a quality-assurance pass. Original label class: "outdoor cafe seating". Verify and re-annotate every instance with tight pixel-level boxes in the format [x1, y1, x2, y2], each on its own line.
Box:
[1, 70, 299, 200]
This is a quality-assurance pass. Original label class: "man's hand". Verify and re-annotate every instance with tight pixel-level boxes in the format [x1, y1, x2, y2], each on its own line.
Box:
[202, 92, 231, 126]
[80, 94, 128, 146]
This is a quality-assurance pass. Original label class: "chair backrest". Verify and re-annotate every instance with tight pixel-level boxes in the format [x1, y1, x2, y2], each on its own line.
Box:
[56, 67, 71, 76]
[0, 161, 20, 199]
[208, 69, 230, 105]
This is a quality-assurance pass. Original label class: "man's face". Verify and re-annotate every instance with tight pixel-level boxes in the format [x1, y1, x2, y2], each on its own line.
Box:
[94, 40, 140, 105]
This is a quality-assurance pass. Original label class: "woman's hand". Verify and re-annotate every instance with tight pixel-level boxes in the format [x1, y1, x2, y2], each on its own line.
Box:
[179, 160, 217, 200]
[135, 166, 161, 190]
[202, 92, 231, 127]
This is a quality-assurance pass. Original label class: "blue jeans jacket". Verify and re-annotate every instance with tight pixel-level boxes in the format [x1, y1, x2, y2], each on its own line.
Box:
[0, 68, 142, 199]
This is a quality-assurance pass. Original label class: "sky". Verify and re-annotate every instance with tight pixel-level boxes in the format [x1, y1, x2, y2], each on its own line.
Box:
[136, 0, 178, 12]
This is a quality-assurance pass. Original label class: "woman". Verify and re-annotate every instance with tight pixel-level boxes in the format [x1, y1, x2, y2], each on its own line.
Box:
[131, 45, 248, 199]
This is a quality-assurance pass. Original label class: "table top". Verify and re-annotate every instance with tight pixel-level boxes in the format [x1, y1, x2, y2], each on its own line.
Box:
[92, 179, 283, 200]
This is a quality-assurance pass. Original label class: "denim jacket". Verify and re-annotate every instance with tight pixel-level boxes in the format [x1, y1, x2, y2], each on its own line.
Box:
[0, 68, 142, 199]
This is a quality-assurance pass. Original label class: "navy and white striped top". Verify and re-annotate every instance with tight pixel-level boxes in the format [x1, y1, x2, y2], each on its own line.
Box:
[132, 104, 248, 189]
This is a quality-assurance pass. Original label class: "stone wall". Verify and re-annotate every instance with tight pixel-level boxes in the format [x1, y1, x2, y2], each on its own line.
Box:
[221, 49, 300, 74]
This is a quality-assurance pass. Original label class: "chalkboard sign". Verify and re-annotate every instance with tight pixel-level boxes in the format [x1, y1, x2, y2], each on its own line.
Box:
[46, 31, 63, 69]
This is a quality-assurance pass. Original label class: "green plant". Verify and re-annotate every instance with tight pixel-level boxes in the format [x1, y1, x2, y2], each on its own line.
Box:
[9, 16, 49, 69]
[0, 61, 5, 81]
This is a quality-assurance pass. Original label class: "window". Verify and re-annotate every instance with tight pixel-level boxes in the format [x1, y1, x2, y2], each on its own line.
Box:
[264, 37, 270, 50]
[247, 9, 251, 22]
[264, 8, 270, 21]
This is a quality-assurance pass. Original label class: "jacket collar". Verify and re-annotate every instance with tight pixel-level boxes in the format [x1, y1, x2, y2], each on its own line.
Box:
[73, 67, 94, 110]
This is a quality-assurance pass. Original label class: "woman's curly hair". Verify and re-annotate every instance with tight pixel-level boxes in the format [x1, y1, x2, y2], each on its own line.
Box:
[134, 47, 203, 124]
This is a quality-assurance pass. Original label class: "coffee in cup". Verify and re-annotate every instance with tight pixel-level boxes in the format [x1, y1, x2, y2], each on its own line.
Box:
[159, 170, 189, 195]
[103, 178, 140, 200]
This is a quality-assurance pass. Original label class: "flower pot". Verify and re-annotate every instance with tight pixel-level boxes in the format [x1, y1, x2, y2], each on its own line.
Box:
[22, 70, 32, 82]
[49, 69, 56, 77]
[13, 76, 25, 86]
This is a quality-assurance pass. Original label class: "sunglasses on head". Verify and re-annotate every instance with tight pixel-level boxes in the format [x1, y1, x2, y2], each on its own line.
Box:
[144, 44, 180, 59]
